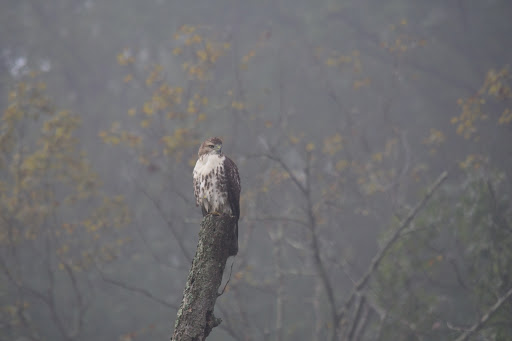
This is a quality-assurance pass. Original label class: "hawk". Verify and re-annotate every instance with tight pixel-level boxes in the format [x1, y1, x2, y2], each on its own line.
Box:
[193, 137, 241, 254]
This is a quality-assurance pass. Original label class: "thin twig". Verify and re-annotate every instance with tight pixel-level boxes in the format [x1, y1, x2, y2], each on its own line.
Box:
[264, 153, 308, 195]
[218, 259, 236, 297]
[97, 266, 177, 309]
[138, 185, 191, 260]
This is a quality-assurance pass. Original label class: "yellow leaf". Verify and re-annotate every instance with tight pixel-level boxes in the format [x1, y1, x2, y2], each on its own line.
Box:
[210, 54, 219, 63]
[138, 156, 149, 165]
[323, 133, 344, 155]
[400, 19, 407, 25]
[336, 160, 348, 171]
[488, 84, 499, 96]
[57, 244, 69, 255]
[172, 47, 182, 55]
[191, 34, 202, 44]
[143, 102, 154, 115]
[187, 105, 197, 114]
[110, 136, 120, 145]
[54, 126, 64, 138]
[306, 143, 315, 152]
[326, 58, 337, 67]
[140, 120, 150, 128]
[128, 108, 136, 116]
[117, 53, 127, 65]
[353, 78, 370, 90]
[123, 74, 133, 83]
[339, 55, 352, 63]
[231, 101, 245, 110]
[499, 108, 512, 125]
[196, 50, 207, 61]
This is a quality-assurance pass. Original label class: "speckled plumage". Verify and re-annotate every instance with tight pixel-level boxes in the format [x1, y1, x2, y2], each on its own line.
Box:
[193, 137, 240, 253]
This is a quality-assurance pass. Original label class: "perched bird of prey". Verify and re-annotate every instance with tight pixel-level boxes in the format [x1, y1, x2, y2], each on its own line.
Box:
[193, 137, 240, 254]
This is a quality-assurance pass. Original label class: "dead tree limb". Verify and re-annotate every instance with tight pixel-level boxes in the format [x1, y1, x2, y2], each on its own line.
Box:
[171, 214, 238, 341]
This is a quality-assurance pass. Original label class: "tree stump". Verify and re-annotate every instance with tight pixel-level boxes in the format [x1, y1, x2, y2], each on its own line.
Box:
[171, 214, 238, 341]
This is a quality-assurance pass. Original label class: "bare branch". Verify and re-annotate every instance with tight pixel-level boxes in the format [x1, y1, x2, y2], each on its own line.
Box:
[264, 153, 308, 195]
[347, 294, 366, 341]
[247, 215, 309, 227]
[266, 151, 339, 340]
[453, 286, 512, 341]
[138, 185, 192, 260]
[338, 171, 448, 325]
[218, 260, 235, 297]
[271, 223, 285, 341]
[62, 263, 90, 339]
[97, 266, 177, 310]
[214, 304, 243, 340]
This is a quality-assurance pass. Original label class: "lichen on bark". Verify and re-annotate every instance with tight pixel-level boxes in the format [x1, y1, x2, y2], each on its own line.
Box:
[171, 214, 237, 341]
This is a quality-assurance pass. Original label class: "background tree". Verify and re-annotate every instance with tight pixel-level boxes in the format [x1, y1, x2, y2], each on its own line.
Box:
[0, 78, 130, 341]
[1, 1, 511, 340]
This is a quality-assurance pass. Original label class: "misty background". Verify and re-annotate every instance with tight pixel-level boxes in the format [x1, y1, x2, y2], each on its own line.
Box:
[1, 0, 512, 340]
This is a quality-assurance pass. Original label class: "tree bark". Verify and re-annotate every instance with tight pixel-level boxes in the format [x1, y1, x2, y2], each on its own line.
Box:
[171, 214, 238, 341]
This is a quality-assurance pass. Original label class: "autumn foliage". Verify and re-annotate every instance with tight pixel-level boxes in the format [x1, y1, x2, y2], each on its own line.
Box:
[1, 78, 129, 340]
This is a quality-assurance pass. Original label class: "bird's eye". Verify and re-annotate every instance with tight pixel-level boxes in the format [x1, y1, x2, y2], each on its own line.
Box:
[208, 144, 214, 148]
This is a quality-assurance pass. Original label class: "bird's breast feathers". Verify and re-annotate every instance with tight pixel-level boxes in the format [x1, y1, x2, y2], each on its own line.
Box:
[193, 154, 231, 215]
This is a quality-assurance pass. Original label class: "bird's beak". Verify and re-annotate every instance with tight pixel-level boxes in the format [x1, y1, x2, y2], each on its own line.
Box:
[216, 145, 222, 153]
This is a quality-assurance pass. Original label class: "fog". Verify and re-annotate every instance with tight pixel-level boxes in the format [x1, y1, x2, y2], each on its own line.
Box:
[1, 1, 512, 340]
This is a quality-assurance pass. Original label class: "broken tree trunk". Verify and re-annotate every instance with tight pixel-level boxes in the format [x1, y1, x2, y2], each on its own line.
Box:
[171, 214, 237, 341]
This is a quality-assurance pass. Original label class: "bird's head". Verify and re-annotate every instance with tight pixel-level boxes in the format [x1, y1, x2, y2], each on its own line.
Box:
[198, 137, 223, 157]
